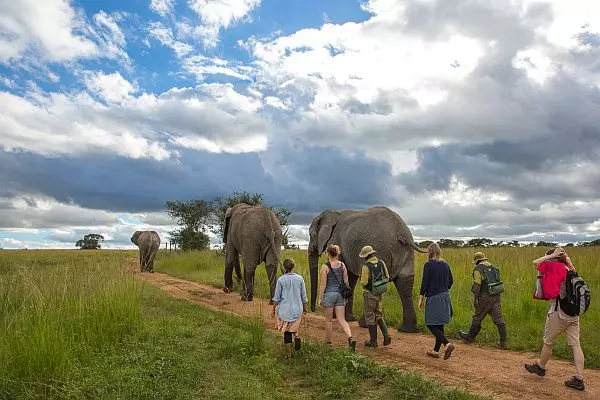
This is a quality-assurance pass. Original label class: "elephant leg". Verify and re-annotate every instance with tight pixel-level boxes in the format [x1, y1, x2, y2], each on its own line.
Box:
[234, 256, 242, 282]
[265, 263, 277, 305]
[138, 251, 143, 272]
[345, 273, 359, 322]
[394, 275, 418, 333]
[147, 247, 157, 273]
[241, 263, 257, 301]
[223, 245, 238, 293]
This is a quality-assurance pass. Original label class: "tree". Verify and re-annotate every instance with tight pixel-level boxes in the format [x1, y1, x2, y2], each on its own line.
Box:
[465, 238, 493, 248]
[536, 241, 558, 247]
[437, 238, 465, 248]
[417, 240, 434, 248]
[75, 233, 104, 250]
[165, 200, 213, 251]
[213, 191, 291, 246]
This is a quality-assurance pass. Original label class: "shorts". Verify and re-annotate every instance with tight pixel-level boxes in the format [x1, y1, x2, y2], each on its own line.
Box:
[543, 310, 580, 346]
[323, 291, 345, 307]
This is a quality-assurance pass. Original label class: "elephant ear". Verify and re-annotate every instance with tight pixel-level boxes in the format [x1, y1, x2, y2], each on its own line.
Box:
[131, 231, 142, 245]
[313, 210, 340, 254]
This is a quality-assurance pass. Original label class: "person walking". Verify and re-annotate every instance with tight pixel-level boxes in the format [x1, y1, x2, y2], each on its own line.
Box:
[418, 242, 455, 360]
[318, 244, 357, 351]
[524, 247, 586, 391]
[271, 258, 308, 358]
[458, 251, 507, 348]
[359, 245, 392, 348]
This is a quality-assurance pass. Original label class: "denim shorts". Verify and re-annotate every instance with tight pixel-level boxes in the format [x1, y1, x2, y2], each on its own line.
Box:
[323, 291, 345, 307]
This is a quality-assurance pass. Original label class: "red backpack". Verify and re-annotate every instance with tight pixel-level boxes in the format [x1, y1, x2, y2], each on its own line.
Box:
[533, 261, 567, 300]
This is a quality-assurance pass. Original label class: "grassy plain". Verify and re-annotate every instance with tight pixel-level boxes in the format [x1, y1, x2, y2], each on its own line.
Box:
[156, 246, 600, 368]
[0, 249, 485, 399]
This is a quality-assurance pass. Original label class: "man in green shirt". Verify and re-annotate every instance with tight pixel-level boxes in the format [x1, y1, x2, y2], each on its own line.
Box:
[360, 245, 392, 348]
[458, 252, 507, 348]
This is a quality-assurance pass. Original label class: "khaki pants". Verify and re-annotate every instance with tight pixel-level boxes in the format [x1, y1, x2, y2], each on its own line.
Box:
[472, 294, 504, 327]
[363, 291, 383, 325]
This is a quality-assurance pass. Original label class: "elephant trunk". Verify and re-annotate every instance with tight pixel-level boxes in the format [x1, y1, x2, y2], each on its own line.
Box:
[308, 253, 320, 312]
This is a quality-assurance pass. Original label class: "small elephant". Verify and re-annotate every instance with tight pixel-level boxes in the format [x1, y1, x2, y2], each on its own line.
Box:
[223, 203, 283, 302]
[131, 231, 161, 273]
[307, 206, 427, 332]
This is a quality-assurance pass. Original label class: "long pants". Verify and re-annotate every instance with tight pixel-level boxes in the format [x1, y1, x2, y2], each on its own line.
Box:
[472, 294, 504, 327]
[427, 325, 449, 352]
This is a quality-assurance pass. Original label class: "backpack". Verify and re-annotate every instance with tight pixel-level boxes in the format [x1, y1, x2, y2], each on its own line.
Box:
[475, 264, 504, 295]
[558, 270, 591, 316]
[533, 261, 567, 301]
[367, 260, 389, 295]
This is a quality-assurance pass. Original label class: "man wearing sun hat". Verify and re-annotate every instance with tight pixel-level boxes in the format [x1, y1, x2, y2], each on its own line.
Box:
[458, 251, 507, 348]
[359, 245, 392, 348]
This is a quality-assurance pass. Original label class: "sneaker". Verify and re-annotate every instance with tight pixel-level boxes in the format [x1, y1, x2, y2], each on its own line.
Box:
[294, 336, 302, 351]
[564, 376, 585, 391]
[383, 336, 392, 346]
[524, 362, 546, 377]
[443, 343, 455, 360]
[427, 350, 440, 358]
[348, 339, 356, 352]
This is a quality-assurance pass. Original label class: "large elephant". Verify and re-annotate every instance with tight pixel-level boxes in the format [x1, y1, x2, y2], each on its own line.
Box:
[131, 231, 161, 273]
[222, 203, 283, 302]
[307, 206, 427, 332]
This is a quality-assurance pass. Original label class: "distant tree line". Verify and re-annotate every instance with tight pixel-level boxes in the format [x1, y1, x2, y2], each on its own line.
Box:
[165, 191, 291, 252]
[416, 238, 600, 249]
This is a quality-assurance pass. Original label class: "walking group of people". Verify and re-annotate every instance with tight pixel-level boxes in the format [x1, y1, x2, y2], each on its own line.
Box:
[270, 243, 587, 391]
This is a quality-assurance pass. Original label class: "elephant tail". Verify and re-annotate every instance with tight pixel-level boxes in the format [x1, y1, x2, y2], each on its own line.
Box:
[409, 241, 428, 253]
[263, 207, 283, 269]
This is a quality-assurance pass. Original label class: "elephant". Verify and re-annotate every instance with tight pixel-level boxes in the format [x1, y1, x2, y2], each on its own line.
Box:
[131, 231, 161, 273]
[222, 203, 283, 302]
[307, 206, 427, 332]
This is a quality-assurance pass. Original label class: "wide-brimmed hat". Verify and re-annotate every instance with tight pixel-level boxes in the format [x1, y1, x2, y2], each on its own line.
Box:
[473, 252, 488, 263]
[359, 245, 376, 258]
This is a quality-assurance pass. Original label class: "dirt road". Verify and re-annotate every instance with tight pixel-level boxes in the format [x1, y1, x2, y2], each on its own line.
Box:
[136, 270, 598, 399]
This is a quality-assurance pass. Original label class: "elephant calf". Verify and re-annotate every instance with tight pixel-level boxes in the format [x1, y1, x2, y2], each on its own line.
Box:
[131, 231, 161, 273]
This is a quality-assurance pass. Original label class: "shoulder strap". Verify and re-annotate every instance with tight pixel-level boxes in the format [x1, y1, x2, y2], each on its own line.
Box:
[326, 261, 343, 285]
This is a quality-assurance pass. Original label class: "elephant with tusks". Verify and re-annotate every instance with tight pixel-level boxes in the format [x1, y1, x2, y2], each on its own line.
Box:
[131, 231, 161, 273]
[222, 203, 283, 302]
[307, 206, 427, 332]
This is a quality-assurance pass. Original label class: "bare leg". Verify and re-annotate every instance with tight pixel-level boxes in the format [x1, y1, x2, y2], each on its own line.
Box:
[334, 305, 353, 338]
[324, 306, 334, 343]
[572, 345, 585, 379]
[539, 343, 553, 368]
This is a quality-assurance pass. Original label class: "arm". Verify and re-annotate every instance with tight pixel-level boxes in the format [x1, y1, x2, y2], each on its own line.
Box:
[272, 279, 282, 317]
[300, 278, 308, 314]
[383, 261, 390, 280]
[533, 247, 564, 266]
[360, 264, 369, 287]
[448, 263, 453, 289]
[418, 263, 429, 311]
[472, 269, 481, 308]
[318, 265, 328, 307]
[342, 262, 350, 284]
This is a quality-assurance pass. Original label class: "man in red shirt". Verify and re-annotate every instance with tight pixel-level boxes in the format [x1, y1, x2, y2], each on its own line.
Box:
[524, 247, 585, 391]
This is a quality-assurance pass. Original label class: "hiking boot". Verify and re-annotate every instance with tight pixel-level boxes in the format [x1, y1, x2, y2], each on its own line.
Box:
[564, 376, 585, 391]
[497, 324, 507, 349]
[443, 343, 455, 360]
[524, 362, 546, 377]
[364, 325, 378, 348]
[348, 338, 356, 352]
[459, 324, 481, 343]
[458, 330, 473, 342]
[294, 336, 302, 351]
[383, 335, 392, 346]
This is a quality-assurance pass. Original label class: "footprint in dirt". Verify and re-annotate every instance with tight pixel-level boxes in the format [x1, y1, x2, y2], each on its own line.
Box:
[188, 290, 214, 299]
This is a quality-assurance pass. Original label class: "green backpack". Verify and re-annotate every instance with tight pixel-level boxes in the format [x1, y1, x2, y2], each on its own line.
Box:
[368, 260, 389, 295]
[475, 264, 505, 295]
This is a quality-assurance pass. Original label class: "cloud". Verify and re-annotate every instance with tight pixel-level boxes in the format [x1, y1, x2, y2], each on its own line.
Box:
[148, 22, 194, 57]
[187, 0, 262, 47]
[150, 0, 175, 17]
[84, 71, 137, 103]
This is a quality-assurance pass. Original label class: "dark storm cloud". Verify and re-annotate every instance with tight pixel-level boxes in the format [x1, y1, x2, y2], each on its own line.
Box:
[0, 140, 396, 223]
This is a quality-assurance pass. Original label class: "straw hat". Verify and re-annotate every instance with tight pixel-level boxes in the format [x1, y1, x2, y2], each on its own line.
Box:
[473, 252, 488, 263]
[359, 245, 376, 258]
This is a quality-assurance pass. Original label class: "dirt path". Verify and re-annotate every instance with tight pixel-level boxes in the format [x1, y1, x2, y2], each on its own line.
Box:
[135, 269, 598, 400]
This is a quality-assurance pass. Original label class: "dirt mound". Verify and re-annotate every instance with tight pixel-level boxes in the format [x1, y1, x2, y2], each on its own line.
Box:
[136, 269, 599, 399]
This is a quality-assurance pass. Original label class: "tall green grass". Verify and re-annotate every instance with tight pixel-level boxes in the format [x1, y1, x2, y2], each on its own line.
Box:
[156, 246, 600, 368]
[0, 250, 142, 398]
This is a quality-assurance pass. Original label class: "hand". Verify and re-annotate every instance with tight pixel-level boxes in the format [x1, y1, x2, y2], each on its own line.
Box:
[552, 247, 565, 258]
[418, 296, 424, 311]
[271, 309, 276, 318]
[318, 298, 323, 308]
[303, 305, 307, 315]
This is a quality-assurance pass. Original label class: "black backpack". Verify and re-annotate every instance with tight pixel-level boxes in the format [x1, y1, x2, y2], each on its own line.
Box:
[558, 270, 591, 317]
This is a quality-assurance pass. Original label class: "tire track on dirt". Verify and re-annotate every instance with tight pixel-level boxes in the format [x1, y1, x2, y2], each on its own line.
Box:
[134, 268, 599, 400]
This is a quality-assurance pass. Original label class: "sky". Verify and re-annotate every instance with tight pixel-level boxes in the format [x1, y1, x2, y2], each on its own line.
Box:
[0, 0, 599, 250]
